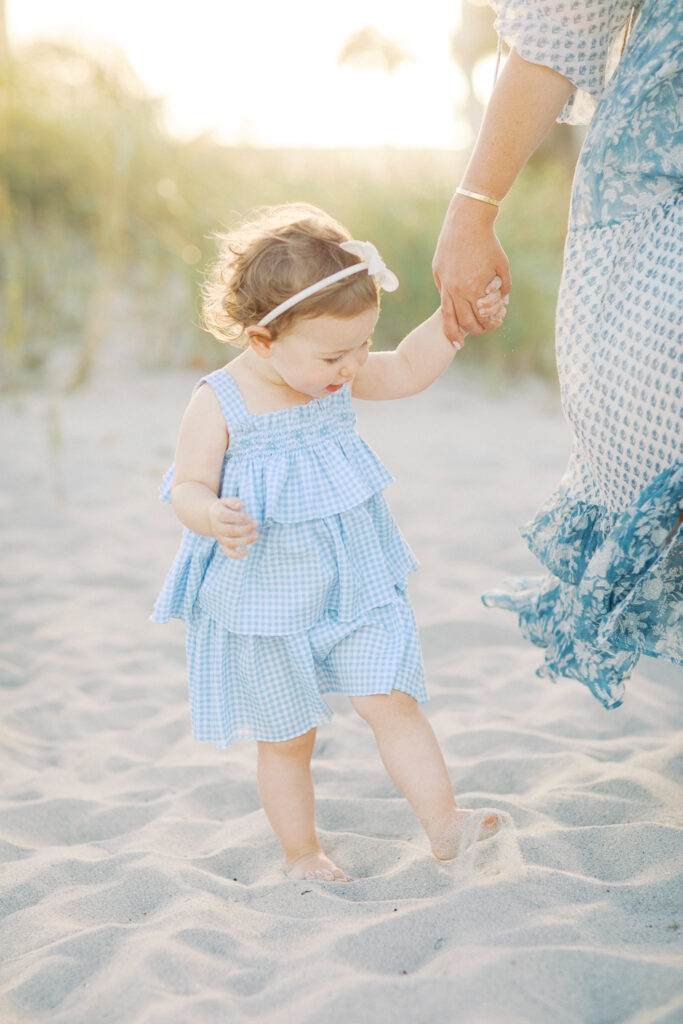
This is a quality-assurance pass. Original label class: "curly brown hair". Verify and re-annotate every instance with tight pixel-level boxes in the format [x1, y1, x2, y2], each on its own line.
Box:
[201, 203, 380, 345]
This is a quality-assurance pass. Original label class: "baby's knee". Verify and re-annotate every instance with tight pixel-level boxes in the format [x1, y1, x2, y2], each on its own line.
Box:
[352, 689, 417, 726]
[258, 728, 315, 761]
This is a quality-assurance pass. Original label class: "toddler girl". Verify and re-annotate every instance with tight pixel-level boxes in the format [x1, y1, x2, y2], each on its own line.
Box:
[153, 203, 507, 881]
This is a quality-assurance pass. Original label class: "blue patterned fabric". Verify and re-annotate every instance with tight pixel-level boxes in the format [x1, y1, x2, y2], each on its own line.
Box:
[484, 0, 683, 707]
[483, 464, 683, 708]
[491, 0, 635, 125]
[152, 370, 427, 746]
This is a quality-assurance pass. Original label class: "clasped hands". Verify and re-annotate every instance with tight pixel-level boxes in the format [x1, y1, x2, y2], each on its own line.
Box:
[433, 195, 511, 344]
[208, 206, 511, 559]
[453, 275, 508, 349]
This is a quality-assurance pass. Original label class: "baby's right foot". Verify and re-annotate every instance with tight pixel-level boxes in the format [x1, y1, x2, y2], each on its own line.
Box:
[430, 807, 503, 861]
[286, 851, 348, 882]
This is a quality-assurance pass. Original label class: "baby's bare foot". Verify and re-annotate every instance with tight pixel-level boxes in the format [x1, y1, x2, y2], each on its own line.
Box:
[286, 851, 348, 882]
[430, 807, 504, 861]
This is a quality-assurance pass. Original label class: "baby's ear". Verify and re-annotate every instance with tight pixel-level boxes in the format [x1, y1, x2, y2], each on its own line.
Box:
[245, 325, 275, 359]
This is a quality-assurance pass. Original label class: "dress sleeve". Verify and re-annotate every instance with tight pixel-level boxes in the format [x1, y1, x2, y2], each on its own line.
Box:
[490, 0, 636, 124]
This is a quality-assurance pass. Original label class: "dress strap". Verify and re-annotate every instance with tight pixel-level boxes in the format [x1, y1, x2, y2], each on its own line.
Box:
[198, 369, 250, 425]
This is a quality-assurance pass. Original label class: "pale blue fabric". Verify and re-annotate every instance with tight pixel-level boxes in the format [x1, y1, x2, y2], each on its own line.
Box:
[152, 371, 427, 746]
[484, 0, 683, 708]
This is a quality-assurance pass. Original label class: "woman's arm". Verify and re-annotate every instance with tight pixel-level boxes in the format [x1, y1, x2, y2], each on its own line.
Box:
[433, 49, 575, 341]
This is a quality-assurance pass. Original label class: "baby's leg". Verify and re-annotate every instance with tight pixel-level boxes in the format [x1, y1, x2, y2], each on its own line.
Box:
[351, 690, 501, 859]
[257, 728, 347, 881]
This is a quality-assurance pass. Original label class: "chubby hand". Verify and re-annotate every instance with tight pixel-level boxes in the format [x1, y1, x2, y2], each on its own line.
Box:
[451, 276, 508, 348]
[476, 275, 508, 327]
[209, 497, 259, 559]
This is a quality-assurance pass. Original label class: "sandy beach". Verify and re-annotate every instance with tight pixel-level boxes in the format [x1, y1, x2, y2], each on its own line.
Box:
[1, 366, 681, 1024]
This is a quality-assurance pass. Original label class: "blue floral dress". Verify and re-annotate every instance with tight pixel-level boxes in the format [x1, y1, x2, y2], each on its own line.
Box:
[484, 0, 682, 708]
[152, 370, 427, 747]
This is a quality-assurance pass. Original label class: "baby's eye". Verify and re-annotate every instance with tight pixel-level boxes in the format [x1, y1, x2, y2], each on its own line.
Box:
[323, 356, 341, 365]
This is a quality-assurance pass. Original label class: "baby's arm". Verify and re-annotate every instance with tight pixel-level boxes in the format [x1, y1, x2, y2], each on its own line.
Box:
[354, 280, 504, 401]
[171, 384, 258, 558]
[352, 309, 454, 401]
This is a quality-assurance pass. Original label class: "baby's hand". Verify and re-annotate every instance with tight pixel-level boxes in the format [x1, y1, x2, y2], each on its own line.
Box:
[209, 497, 258, 559]
[475, 275, 508, 328]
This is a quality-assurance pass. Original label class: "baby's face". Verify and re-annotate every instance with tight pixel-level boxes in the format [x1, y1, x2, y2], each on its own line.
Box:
[264, 307, 378, 399]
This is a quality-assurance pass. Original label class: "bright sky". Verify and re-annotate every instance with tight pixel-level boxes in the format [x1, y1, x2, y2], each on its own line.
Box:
[7, 1, 492, 149]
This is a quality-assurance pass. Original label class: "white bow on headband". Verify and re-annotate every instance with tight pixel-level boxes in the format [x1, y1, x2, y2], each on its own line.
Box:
[340, 240, 400, 293]
[257, 239, 399, 327]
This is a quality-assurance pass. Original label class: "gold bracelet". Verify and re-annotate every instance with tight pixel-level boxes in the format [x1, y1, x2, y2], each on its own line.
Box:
[455, 187, 500, 208]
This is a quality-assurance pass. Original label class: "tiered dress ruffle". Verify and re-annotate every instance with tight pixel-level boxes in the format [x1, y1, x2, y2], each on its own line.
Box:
[483, 464, 682, 708]
[152, 370, 426, 746]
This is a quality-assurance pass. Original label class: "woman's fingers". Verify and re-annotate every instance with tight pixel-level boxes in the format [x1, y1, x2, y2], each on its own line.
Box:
[442, 279, 509, 334]
[444, 292, 504, 336]
[454, 296, 489, 335]
[439, 290, 466, 344]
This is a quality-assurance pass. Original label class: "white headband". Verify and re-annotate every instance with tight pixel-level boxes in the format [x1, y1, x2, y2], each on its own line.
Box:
[257, 240, 399, 328]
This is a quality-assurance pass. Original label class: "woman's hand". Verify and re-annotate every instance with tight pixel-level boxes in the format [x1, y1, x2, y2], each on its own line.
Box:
[433, 194, 511, 343]
[208, 497, 259, 559]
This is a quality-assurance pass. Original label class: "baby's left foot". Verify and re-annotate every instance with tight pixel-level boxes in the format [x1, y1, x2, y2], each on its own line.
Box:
[430, 807, 503, 861]
[286, 851, 348, 882]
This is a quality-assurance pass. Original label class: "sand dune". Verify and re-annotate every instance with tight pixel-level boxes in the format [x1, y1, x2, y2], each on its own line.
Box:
[1, 368, 681, 1024]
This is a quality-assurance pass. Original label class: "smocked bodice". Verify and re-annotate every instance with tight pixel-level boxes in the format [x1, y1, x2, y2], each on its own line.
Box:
[152, 369, 418, 635]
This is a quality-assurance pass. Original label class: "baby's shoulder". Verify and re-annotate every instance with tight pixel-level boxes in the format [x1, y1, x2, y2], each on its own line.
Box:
[190, 362, 252, 427]
[181, 379, 228, 439]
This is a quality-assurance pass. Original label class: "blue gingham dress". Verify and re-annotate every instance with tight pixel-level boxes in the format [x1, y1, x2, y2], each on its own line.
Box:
[152, 370, 427, 747]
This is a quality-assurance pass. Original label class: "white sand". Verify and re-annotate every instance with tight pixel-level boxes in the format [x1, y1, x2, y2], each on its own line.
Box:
[1, 367, 681, 1024]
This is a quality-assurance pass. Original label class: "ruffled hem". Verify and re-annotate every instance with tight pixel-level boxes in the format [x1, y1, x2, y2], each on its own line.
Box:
[520, 491, 613, 585]
[483, 462, 683, 708]
[151, 529, 218, 625]
[152, 492, 418, 635]
[185, 591, 427, 748]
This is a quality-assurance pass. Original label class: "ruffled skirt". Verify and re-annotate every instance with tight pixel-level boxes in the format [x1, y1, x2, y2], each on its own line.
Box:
[484, 453, 682, 710]
[484, 193, 682, 708]
[186, 586, 426, 747]
[153, 493, 427, 746]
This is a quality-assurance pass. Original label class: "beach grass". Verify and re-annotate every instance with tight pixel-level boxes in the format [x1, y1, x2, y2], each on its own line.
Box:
[2, 41, 573, 390]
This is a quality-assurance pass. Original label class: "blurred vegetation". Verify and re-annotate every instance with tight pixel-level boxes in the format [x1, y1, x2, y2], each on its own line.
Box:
[1, 36, 576, 392]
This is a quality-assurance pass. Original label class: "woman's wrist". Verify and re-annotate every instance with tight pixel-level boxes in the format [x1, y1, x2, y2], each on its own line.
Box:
[449, 190, 499, 224]
[455, 186, 501, 209]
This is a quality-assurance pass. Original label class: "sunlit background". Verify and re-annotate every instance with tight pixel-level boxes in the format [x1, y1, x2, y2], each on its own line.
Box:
[8, 0, 500, 148]
[2, 0, 578, 389]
